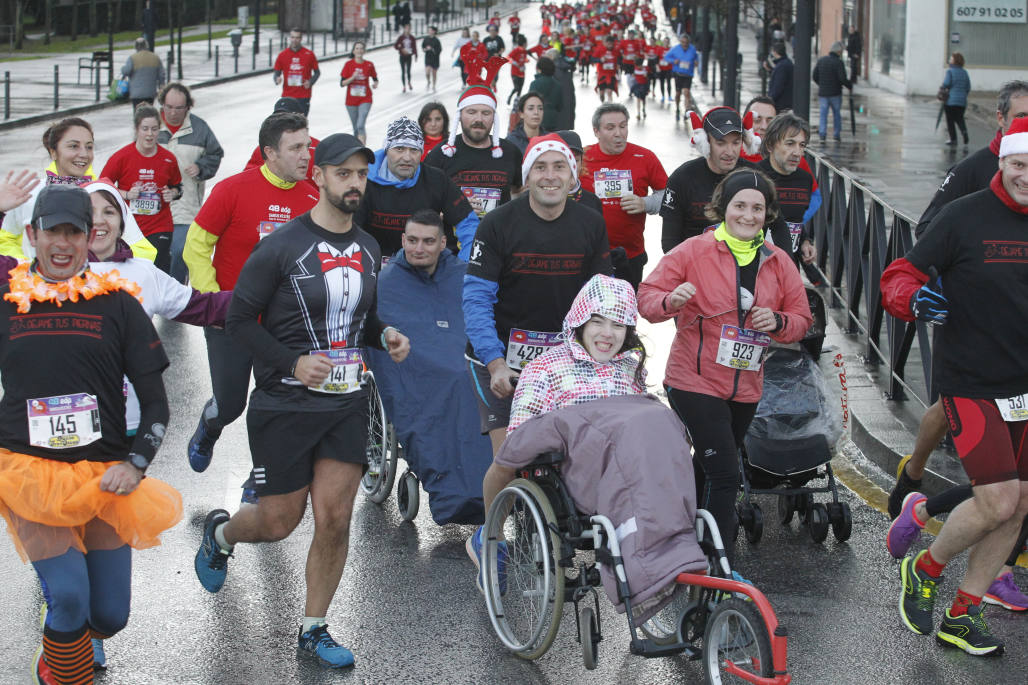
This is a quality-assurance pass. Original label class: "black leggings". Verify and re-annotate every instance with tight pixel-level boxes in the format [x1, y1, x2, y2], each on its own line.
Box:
[146, 230, 172, 274]
[399, 55, 413, 86]
[507, 75, 524, 105]
[667, 388, 758, 565]
[659, 72, 672, 98]
[924, 484, 1028, 567]
[944, 104, 968, 143]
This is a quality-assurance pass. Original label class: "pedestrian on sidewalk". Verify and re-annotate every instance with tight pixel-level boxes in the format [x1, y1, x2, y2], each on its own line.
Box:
[274, 29, 320, 117]
[157, 83, 224, 284]
[846, 29, 862, 84]
[101, 105, 183, 274]
[122, 37, 165, 111]
[812, 41, 851, 143]
[940, 52, 971, 146]
[394, 24, 418, 93]
[767, 43, 793, 112]
[339, 42, 378, 144]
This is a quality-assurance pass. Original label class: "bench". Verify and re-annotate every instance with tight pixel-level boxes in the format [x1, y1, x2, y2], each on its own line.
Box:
[77, 50, 111, 85]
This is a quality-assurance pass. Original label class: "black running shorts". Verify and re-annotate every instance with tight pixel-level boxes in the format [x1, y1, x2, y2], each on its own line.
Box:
[941, 395, 1028, 486]
[675, 74, 694, 91]
[248, 398, 369, 496]
[467, 358, 513, 434]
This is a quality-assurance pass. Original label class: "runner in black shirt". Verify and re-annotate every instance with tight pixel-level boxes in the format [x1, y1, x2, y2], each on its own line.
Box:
[358, 116, 479, 261]
[193, 134, 410, 671]
[0, 184, 178, 680]
[463, 134, 610, 452]
[756, 113, 818, 263]
[421, 26, 442, 92]
[661, 107, 758, 253]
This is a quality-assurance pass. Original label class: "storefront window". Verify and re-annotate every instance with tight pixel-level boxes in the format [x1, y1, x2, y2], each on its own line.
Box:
[872, 0, 906, 81]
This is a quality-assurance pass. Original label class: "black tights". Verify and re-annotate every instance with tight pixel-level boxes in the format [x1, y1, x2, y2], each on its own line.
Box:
[399, 55, 413, 87]
[667, 388, 758, 565]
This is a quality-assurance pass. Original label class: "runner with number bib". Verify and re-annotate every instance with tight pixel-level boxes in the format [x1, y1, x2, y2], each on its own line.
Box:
[463, 134, 611, 458]
[756, 113, 819, 266]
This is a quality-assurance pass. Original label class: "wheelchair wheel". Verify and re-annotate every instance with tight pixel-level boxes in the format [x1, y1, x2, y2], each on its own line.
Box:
[397, 470, 420, 522]
[641, 585, 696, 645]
[702, 597, 773, 684]
[360, 374, 398, 504]
[483, 479, 565, 660]
[579, 605, 598, 670]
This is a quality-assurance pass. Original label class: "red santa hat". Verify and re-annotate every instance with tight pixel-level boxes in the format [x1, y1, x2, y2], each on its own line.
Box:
[521, 133, 578, 182]
[999, 116, 1028, 158]
[442, 56, 508, 159]
[688, 106, 761, 158]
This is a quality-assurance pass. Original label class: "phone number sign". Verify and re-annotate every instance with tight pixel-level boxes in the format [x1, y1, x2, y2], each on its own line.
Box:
[952, 0, 1026, 22]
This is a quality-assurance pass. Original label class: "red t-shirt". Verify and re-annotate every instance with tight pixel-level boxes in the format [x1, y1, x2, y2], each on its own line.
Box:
[657, 45, 673, 71]
[461, 41, 488, 68]
[244, 136, 321, 187]
[580, 142, 668, 257]
[508, 46, 528, 78]
[274, 47, 319, 99]
[422, 135, 444, 161]
[509, 17, 521, 30]
[528, 44, 547, 59]
[340, 60, 377, 106]
[100, 143, 182, 237]
[619, 38, 644, 64]
[632, 64, 648, 85]
[193, 166, 319, 290]
[594, 46, 620, 79]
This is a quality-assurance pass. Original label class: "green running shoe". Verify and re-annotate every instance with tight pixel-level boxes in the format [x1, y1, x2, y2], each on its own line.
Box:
[899, 550, 940, 635]
[936, 604, 1004, 656]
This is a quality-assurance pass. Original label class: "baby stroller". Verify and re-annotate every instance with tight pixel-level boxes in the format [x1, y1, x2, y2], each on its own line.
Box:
[736, 288, 852, 544]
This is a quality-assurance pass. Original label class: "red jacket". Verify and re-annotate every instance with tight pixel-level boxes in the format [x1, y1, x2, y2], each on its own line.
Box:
[638, 233, 812, 402]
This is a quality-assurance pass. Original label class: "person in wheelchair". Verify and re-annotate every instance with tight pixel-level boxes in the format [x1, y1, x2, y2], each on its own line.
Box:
[467, 274, 708, 615]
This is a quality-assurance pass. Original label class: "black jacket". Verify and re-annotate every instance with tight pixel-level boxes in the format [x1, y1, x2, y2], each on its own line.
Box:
[812, 53, 850, 97]
[768, 56, 793, 110]
[915, 143, 999, 238]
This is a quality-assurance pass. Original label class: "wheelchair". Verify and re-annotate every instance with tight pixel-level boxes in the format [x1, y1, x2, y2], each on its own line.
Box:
[480, 452, 792, 684]
[358, 370, 401, 507]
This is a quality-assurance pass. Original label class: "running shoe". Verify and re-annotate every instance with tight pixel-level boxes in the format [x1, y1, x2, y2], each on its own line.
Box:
[888, 454, 922, 519]
[92, 638, 106, 670]
[887, 491, 926, 559]
[187, 403, 221, 472]
[936, 604, 1005, 656]
[298, 624, 355, 668]
[240, 474, 258, 506]
[984, 572, 1028, 611]
[899, 550, 940, 635]
[194, 509, 232, 593]
[466, 525, 508, 596]
[32, 644, 55, 685]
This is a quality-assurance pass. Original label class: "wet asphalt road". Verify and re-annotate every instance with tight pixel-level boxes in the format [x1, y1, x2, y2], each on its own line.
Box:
[2, 7, 1028, 684]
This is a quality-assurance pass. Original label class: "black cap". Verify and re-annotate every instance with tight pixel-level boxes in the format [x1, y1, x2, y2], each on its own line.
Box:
[555, 130, 583, 154]
[274, 97, 307, 114]
[31, 185, 92, 233]
[703, 107, 744, 140]
[313, 133, 375, 167]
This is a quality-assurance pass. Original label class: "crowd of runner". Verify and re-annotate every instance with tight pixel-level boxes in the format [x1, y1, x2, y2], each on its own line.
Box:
[0, 2, 1026, 682]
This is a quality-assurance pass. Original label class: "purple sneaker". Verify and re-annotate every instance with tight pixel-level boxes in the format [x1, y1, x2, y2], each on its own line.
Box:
[984, 572, 1028, 612]
[886, 492, 926, 559]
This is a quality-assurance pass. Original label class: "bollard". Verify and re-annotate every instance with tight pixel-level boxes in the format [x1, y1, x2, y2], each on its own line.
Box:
[252, 47, 256, 71]
[269, 39, 272, 65]
[215, 45, 220, 77]
[54, 65, 59, 110]
[95, 66, 101, 102]
[4, 71, 10, 120]
[234, 51, 239, 74]
[323, 32, 326, 55]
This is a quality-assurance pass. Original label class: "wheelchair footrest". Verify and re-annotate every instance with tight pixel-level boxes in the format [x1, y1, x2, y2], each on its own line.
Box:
[629, 638, 701, 659]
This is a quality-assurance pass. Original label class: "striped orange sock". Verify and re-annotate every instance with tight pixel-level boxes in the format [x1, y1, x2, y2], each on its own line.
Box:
[42, 625, 93, 685]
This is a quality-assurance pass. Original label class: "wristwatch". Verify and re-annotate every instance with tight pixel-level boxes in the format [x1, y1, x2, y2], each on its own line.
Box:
[126, 452, 150, 474]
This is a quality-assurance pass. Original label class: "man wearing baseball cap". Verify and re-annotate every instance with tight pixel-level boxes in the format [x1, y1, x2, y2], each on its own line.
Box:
[661, 106, 759, 253]
[464, 132, 610, 591]
[194, 133, 410, 669]
[0, 184, 179, 682]
[880, 116, 1028, 657]
[183, 111, 319, 476]
[357, 115, 479, 262]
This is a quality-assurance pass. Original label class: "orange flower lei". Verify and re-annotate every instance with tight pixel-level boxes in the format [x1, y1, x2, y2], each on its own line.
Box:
[3, 262, 143, 314]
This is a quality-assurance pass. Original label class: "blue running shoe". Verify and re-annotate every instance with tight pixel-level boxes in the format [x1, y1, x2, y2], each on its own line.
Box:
[187, 401, 220, 472]
[194, 509, 231, 592]
[240, 474, 258, 505]
[466, 525, 508, 596]
[91, 639, 106, 670]
[298, 625, 355, 668]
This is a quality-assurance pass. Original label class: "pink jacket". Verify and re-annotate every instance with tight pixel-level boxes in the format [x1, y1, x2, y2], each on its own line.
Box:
[638, 233, 812, 403]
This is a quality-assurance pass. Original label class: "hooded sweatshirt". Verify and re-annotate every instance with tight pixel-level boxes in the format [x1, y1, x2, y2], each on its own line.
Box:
[508, 274, 646, 432]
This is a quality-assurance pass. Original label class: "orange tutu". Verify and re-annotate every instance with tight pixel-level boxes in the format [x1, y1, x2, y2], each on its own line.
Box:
[0, 448, 182, 562]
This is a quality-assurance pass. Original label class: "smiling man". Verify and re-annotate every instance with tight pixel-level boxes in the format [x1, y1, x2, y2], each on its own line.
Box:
[661, 106, 759, 253]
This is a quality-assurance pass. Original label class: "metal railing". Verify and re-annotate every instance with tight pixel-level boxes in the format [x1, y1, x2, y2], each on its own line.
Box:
[805, 150, 934, 407]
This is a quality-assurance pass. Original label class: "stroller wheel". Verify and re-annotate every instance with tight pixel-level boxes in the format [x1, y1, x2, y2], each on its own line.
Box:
[808, 503, 830, 543]
[778, 495, 794, 526]
[829, 502, 853, 542]
[744, 503, 764, 544]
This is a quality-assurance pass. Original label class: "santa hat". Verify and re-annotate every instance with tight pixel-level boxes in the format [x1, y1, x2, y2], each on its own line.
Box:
[999, 116, 1028, 158]
[442, 56, 508, 159]
[688, 107, 761, 158]
[522, 133, 577, 182]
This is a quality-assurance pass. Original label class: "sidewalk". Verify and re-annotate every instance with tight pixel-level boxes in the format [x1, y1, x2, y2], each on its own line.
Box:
[0, 7, 509, 128]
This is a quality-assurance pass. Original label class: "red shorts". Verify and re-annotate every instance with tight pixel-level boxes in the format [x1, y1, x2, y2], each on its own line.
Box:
[941, 395, 1028, 485]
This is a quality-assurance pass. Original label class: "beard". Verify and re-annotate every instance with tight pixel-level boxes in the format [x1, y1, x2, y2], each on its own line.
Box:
[463, 125, 490, 144]
[327, 189, 362, 214]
